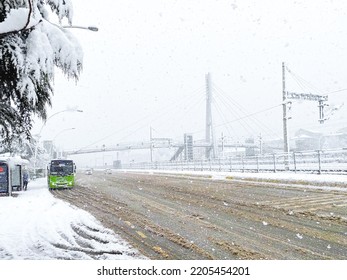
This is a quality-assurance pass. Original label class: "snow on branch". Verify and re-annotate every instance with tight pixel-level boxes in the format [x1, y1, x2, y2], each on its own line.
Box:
[0, 0, 83, 144]
[43, 20, 83, 79]
[0, 0, 75, 36]
[0, 0, 83, 103]
[0, 7, 40, 35]
[46, 0, 74, 24]
[14, 20, 83, 103]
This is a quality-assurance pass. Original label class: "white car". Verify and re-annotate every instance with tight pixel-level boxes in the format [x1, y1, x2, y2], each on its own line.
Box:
[104, 168, 112, 174]
[85, 169, 93, 175]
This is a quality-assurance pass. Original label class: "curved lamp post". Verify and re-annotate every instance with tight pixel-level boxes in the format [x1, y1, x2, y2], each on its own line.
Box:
[50, 128, 76, 158]
[38, 109, 83, 135]
[33, 109, 83, 177]
[63, 25, 99, 32]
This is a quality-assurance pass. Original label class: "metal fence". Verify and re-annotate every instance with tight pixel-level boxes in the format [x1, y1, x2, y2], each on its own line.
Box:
[123, 149, 347, 175]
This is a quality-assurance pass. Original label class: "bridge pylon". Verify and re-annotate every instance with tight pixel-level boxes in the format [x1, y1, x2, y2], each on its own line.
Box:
[205, 73, 217, 159]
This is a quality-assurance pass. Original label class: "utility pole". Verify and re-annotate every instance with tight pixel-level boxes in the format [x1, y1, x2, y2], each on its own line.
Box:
[258, 134, 263, 155]
[221, 132, 225, 158]
[282, 62, 328, 162]
[205, 73, 217, 159]
[286, 91, 328, 121]
[150, 126, 153, 162]
[282, 62, 290, 156]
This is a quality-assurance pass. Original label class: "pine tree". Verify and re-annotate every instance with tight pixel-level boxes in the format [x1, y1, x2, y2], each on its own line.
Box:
[0, 0, 83, 151]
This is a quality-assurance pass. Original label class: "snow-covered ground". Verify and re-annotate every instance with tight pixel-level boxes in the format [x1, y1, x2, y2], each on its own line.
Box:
[0, 178, 146, 260]
[127, 169, 347, 192]
[1, 170, 346, 260]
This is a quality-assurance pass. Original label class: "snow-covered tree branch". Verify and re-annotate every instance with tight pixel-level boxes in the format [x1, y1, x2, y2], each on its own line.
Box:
[0, 0, 83, 150]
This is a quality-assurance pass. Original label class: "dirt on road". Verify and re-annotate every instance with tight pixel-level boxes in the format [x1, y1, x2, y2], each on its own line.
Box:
[52, 170, 347, 260]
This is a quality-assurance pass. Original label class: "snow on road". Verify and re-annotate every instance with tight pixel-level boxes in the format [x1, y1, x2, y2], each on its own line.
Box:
[1, 170, 346, 260]
[136, 169, 347, 191]
[0, 178, 145, 260]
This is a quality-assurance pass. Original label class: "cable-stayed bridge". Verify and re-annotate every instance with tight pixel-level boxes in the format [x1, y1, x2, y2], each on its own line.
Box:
[61, 65, 345, 163]
[65, 138, 257, 161]
[63, 72, 263, 161]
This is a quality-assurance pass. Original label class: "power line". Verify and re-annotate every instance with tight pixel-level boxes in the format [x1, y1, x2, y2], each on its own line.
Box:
[212, 83, 282, 139]
[326, 88, 347, 95]
[212, 96, 239, 138]
[75, 86, 205, 151]
[147, 87, 205, 133]
[286, 65, 325, 95]
[190, 103, 282, 136]
[213, 93, 255, 136]
[215, 104, 282, 129]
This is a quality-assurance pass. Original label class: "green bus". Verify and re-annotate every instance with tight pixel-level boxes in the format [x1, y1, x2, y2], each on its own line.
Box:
[48, 159, 76, 189]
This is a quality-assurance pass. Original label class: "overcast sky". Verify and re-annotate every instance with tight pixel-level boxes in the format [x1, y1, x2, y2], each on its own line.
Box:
[32, 0, 347, 165]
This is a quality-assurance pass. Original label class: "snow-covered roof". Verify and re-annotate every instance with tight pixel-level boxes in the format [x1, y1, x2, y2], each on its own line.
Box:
[0, 156, 29, 166]
[295, 129, 323, 138]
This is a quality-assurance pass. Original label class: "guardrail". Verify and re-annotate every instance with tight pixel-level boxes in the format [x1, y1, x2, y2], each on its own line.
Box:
[123, 149, 347, 175]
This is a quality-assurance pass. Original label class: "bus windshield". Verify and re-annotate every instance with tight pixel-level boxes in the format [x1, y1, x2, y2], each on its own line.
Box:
[50, 160, 74, 176]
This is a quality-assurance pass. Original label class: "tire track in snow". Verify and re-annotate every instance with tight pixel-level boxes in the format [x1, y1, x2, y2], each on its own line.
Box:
[54, 172, 347, 259]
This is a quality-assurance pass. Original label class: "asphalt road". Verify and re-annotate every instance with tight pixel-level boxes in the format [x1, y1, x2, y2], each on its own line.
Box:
[52, 170, 347, 260]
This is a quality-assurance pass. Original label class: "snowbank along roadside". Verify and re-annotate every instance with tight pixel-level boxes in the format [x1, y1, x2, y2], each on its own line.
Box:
[0, 178, 145, 260]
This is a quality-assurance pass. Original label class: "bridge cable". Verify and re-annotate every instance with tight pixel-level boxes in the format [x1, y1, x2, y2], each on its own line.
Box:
[212, 83, 282, 139]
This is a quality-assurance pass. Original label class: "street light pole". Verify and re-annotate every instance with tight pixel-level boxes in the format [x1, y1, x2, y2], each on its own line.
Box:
[63, 25, 99, 32]
[50, 128, 76, 158]
[33, 109, 83, 177]
[38, 109, 83, 135]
